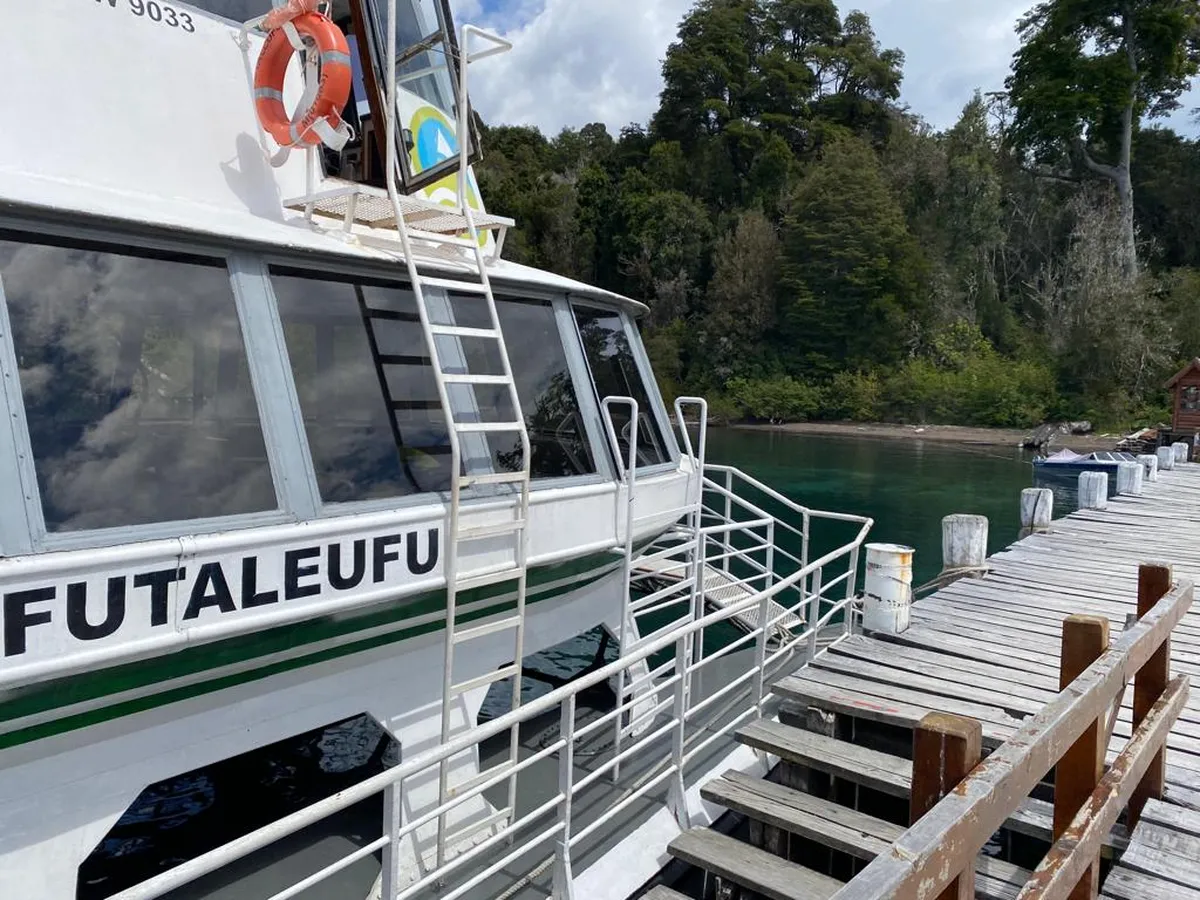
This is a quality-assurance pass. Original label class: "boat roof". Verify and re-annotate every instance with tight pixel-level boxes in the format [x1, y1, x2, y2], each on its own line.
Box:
[0, 0, 647, 316]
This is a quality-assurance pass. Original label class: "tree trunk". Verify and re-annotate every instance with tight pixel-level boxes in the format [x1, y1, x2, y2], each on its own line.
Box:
[1115, 145, 1138, 281]
[1119, 7, 1139, 280]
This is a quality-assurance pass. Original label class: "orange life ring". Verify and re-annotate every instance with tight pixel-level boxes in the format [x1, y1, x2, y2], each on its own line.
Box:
[253, 12, 352, 149]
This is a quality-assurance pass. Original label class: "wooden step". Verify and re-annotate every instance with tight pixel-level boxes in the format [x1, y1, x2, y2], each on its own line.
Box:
[701, 771, 1032, 900]
[667, 828, 841, 900]
[642, 887, 692, 900]
[733, 719, 1128, 852]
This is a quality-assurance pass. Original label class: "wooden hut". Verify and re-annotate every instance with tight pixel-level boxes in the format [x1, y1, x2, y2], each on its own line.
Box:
[1166, 358, 1200, 437]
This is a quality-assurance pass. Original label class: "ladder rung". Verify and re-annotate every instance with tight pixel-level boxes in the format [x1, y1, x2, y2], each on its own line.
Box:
[457, 519, 527, 541]
[457, 567, 523, 591]
[460, 472, 529, 487]
[450, 761, 516, 797]
[440, 806, 512, 844]
[452, 615, 524, 644]
[452, 664, 520, 695]
[456, 422, 524, 434]
[421, 276, 490, 295]
[430, 324, 500, 340]
[443, 374, 512, 386]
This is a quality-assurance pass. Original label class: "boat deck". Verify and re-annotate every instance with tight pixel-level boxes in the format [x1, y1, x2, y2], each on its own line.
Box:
[655, 462, 1200, 898]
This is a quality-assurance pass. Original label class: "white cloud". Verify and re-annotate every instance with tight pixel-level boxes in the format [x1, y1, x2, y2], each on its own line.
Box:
[452, 0, 1199, 137]
[452, 0, 693, 134]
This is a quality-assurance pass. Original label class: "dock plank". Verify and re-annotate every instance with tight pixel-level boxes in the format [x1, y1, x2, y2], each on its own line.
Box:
[641, 887, 691, 900]
[701, 771, 1032, 900]
[667, 828, 841, 900]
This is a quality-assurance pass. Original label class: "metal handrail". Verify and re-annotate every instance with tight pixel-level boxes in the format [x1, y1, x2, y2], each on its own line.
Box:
[110, 488, 870, 900]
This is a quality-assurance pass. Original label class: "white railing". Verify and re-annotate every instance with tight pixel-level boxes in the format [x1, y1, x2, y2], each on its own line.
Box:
[109, 406, 872, 900]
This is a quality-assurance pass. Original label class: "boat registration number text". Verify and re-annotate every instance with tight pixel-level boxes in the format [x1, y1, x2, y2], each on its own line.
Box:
[94, 0, 196, 33]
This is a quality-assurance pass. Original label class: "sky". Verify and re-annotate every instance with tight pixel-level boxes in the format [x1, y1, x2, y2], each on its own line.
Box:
[449, 0, 1200, 138]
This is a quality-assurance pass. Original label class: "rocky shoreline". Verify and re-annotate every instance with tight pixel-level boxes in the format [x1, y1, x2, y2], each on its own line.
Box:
[735, 421, 1120, 452]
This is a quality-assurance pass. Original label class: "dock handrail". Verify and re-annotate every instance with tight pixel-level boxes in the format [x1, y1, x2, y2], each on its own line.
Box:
[833, 565, 1193, 900]
[108, 445, 873, 900]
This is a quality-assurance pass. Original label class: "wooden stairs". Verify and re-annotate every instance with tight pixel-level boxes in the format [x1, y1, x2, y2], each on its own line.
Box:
[649, 672, 1128, 899]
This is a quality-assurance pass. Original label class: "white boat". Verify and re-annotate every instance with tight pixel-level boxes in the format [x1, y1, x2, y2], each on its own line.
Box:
[0, 3, 872, 899]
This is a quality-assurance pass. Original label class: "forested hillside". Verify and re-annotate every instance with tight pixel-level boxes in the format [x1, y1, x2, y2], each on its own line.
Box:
[477, 0, 1200, 430]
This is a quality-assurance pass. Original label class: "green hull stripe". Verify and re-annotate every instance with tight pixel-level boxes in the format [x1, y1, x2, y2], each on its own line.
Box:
[0, 547, 634, 748]
[0, 565, 619, 750]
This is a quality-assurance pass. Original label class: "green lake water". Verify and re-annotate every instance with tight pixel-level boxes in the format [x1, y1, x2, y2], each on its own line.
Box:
[706, 428, 1043, 587]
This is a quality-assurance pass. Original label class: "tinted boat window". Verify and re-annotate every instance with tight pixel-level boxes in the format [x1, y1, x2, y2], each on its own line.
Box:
[473, 297, 595, 479]
[0, 236, 277, 532]
[272, 269, 453, 502]
[574, 307, 669, 468]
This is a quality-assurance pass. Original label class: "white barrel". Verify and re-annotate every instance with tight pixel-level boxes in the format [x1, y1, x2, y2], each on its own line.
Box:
[1138, 454, 1159, 482]
[942, 515, 988, 572]
[1117, 462, 1144, 497]
[862, 543, 914, 635]
[1078, 472, 1108, 510]
[1020, 488, 1053, 534]
[1157, 446, 1176, 471]
[1174, 442, 1190, 464]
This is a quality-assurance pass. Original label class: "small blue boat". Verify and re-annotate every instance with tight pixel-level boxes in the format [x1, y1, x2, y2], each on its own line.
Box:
[1032, 449, 1139, 475]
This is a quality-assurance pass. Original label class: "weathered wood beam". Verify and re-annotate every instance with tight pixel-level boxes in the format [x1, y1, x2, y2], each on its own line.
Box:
[1132, 563, 1173, 829]
[1054, 615, 1110, 900]
[1017, 675, 1189, 900]
[911, 713, 982, 900]
[828, 578, 1193, 900]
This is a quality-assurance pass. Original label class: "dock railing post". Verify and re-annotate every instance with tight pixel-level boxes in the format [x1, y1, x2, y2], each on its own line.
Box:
[910, 712, 982, 900]
[1138, 454, 1159, 482]
[1131, 563, 1173, 829]
[862, 544, 913, 634]
[1117, 461, 1144, 496]
[942, 514, 988, 577]
[1077, 472, 1108, 510]
[1157, 446, 1176, 472]
[1020, 488, 1053, 539]
[1055, 614, 1111, 900]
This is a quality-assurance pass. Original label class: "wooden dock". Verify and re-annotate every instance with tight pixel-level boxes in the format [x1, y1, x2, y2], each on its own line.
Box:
[648, 460, 1200, 899]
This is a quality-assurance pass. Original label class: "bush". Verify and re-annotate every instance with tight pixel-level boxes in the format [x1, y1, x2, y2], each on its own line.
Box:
[823, 371, 883, 421]
[726, 376, 822, 423]
[883, 323, 1058, 428]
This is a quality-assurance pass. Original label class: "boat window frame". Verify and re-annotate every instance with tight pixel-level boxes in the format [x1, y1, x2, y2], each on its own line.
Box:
[568, 299, 680, 479]
[257, 254, 614, 521]
[0, 212, 644, 555]
[0, 217, 302, 554]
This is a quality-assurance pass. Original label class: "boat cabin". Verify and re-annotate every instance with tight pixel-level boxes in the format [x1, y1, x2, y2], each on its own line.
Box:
[1166, 358, 1200, 439]
[0, 4, 706, 899]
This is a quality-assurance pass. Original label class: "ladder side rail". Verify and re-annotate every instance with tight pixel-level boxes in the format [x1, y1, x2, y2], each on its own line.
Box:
[382, 0, 472, 873]
[454, 26, 532, 831]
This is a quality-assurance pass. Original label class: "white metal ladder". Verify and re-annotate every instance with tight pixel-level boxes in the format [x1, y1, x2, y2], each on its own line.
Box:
[371, 12, 528, 871]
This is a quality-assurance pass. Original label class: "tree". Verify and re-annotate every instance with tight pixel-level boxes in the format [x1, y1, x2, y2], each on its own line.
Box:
[698, 210, 781, 381]
[1006, 0, 1200, 278]
[777, 136, 927, 374]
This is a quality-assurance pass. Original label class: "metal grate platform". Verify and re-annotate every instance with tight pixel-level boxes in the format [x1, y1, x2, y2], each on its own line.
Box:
[284, 179, 514, 234]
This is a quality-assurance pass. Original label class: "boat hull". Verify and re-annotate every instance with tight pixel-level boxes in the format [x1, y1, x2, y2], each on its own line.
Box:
[0, 550, 629, 899]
